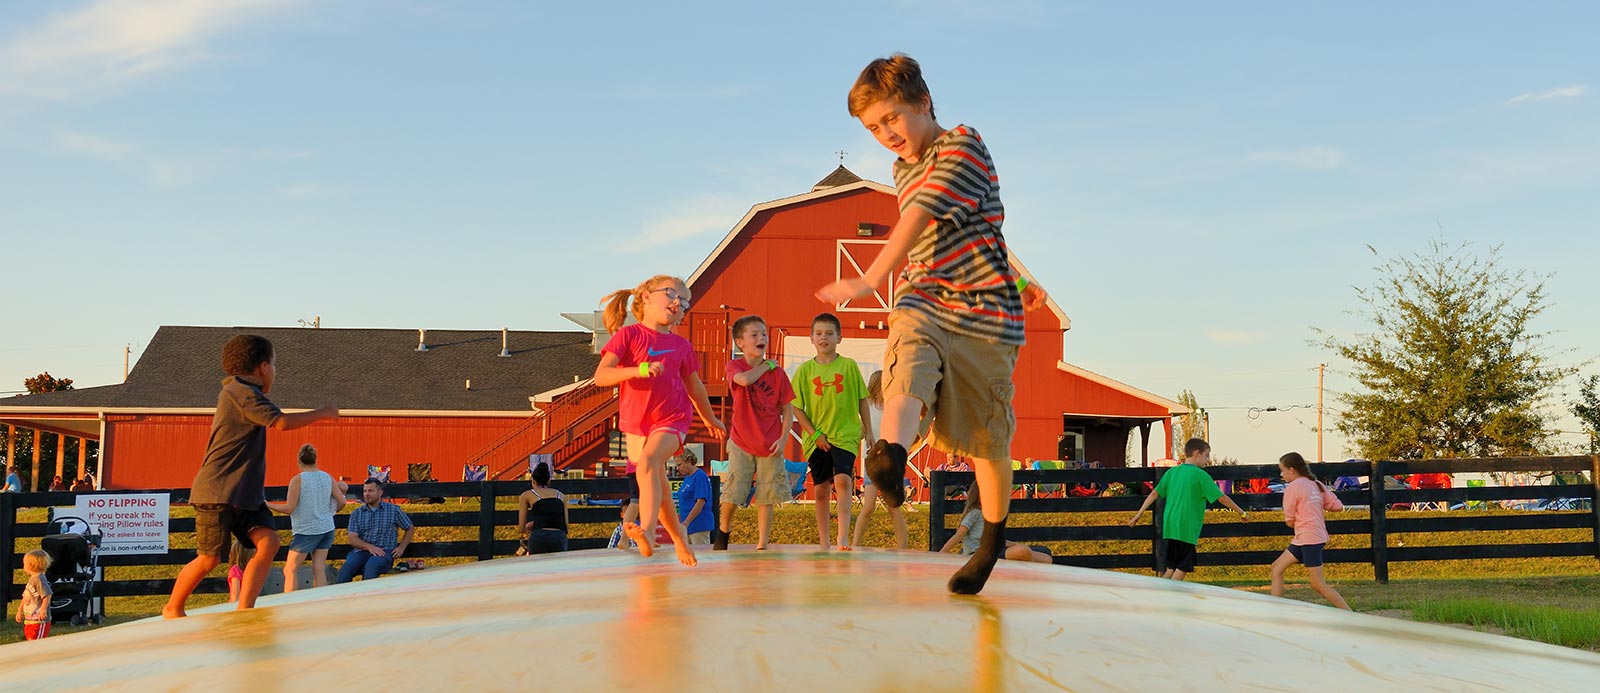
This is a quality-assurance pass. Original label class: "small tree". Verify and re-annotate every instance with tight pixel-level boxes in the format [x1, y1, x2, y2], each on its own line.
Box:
[1315, 240, 1576, 460]
[1573, 375, 1600, 454]
[1173, 390, 1205, 451]
[6, 372, 82, 491]
[24, 372, 73, 395]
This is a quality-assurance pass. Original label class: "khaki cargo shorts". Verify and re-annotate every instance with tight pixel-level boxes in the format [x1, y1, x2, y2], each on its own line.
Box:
[881, 309, 1018, 461]
[727, 440, 788, 506]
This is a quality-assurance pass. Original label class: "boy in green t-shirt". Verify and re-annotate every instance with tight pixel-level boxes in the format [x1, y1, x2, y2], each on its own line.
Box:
[791, 312, 874, 551]
[1128, 438, 1248, 580]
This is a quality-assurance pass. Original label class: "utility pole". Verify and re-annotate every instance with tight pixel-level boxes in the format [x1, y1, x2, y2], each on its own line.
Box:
[123, 344, 130, 382]
[1317, 363, 1326, 462]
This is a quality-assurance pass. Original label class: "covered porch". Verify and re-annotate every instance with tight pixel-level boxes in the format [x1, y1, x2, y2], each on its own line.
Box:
[1054, 361, 1191, 468]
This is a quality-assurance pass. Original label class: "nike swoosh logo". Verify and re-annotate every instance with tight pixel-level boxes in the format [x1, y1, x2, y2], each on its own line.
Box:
[647, 347, 673, 357]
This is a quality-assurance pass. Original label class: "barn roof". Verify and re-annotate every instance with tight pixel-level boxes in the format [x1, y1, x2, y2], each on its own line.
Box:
[812, 165, 863, 190]
[687, 175, 1072, 330]
[0, 326, 600, 414]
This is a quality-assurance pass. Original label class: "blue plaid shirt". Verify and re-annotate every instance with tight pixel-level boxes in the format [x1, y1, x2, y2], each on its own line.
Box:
[347, 501, 413, 551]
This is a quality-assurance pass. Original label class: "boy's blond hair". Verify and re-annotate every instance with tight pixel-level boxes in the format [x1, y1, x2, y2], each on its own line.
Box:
[23, 548, 51, 573]
[847, 53, 935, 119]
[600, 275, 685, 334]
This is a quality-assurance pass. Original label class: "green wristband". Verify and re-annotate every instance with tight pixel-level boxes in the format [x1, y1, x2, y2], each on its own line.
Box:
[1016, 276, 1030, 292]
[638, 362, 651, 378]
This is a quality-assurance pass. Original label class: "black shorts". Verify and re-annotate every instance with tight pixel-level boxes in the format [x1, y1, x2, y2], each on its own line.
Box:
[194, 503, 274, 559]
[1164, 538, 1197, 573]
[808, 446, 856, 486]
[1288, 542, 1326, 568]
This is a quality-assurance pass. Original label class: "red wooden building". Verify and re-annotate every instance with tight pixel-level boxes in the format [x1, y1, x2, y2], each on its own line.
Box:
[674, 167, 1187, 472]
[0, 327, 609, 489]
[0, 167, 1185, 491]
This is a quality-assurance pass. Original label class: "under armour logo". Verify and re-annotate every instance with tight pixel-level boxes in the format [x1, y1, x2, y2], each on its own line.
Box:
[812, 373, 844, 395]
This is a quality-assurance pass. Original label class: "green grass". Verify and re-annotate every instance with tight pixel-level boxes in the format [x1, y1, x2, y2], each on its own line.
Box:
[7, 501, 1598, 650]
[1409, 598, 1600, 650]
[1246, 574, 1600, 651]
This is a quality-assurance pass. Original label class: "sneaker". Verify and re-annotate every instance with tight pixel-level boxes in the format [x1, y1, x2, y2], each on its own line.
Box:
[865, 440, 907, 508]
[712, 529, 729, 551]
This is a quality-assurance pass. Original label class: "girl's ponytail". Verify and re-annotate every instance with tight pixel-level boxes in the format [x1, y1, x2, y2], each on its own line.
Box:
[601, 289, 634, 334]
[1279, 451, 1324, 491]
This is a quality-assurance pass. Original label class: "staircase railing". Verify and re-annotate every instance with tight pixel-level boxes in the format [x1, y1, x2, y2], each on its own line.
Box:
[460, 379, 617, 480]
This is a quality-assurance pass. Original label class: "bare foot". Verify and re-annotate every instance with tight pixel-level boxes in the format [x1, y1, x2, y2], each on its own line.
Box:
[755, 543, 768, 550]
[162, 605, 186, 619]
[624, 523, 654, 558]
[818, 544, 831, 552]
[673, 540, 698, 567]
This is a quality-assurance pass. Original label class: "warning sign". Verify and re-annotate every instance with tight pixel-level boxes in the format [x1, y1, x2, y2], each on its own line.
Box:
[72, 494, 171, 555]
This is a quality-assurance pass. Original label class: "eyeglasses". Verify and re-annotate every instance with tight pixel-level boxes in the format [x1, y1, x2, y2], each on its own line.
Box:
[649, 287, 691, 309]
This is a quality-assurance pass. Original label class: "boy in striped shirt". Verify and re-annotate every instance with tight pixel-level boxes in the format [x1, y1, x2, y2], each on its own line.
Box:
[818, 54, 1047, 595]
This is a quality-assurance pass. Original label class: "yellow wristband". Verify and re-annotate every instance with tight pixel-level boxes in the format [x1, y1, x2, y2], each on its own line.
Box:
[638, 362, 651, 378]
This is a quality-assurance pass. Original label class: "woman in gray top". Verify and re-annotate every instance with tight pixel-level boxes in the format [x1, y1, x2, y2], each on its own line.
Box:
[268, 444, 347, 591]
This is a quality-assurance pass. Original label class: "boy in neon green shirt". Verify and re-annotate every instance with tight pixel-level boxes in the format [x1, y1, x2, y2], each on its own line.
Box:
[792, 312, 873, 551]
[1128, 438, 1248, 580]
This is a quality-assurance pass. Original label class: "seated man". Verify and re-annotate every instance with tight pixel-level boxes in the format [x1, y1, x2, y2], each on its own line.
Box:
[337, 478, 415, 583]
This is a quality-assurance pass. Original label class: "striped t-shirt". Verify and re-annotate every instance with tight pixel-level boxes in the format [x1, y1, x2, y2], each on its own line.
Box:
[891, 125, 1024, 346]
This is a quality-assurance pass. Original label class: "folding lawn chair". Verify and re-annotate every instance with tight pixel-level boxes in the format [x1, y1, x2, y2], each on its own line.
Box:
[783, 460, 809, 504]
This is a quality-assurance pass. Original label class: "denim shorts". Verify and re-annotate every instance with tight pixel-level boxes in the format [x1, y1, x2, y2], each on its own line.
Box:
[289, 530, 336, 553]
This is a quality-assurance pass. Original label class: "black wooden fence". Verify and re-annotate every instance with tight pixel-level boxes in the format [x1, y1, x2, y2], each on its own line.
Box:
[928, 456, 1600, 583]
[1, 477, 719, 614]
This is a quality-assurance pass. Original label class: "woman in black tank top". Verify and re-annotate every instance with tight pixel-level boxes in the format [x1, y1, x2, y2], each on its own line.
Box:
[518, 460, 569, 554]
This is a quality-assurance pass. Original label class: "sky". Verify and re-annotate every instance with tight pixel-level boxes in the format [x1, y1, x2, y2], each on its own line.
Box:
[2, 1, 1596, 463]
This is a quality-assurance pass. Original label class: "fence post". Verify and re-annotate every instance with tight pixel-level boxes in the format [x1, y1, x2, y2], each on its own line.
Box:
[1369, 460, 1389, 584]
[928, 470, 946, 552]
[0, 492, 15, 615]
[478, 481, 496, 561]
[1590, 455, 1600, 561]
[1149, 467, 1165, 574]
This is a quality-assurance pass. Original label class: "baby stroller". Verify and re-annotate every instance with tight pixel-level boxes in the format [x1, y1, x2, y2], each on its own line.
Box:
[40, 515, 104, 626]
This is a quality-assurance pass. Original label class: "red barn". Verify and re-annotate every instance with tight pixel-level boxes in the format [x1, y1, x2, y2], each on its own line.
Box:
[673, 167, 1187, 474]
[0, 168, 1185, 491]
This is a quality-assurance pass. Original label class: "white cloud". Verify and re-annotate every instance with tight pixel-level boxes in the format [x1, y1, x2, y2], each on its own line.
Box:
[1246, 146, 1348, 171]
[53, 130, 138, 160]
[0, 0, 301, 101]
[1205, 329, 1266, 346]
[1507, 85, 1587, 105]
[52, 129, 312, 186]
[622, 195, 746, 252]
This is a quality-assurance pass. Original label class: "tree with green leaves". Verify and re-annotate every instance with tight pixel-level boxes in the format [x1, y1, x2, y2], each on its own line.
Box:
[1572, 375, 1600, 454]
[1173, 390, 1206, 451]
[1315, 240, 1576, 460]
[24, 372, 73, 395]
[2, 372, 86, 491]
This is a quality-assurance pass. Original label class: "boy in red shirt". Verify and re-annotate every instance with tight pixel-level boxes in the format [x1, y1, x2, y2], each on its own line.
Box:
[716, 315, 796, 550]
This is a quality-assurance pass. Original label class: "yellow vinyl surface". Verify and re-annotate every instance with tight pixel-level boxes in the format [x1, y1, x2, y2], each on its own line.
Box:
[1, 547, 1596, 691]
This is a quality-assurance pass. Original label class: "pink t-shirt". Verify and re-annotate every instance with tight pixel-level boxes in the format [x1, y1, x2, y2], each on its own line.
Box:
[602, 323, 698, 436]
[727, 358, 796, 455]
[1283, 477, 1343, 545]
